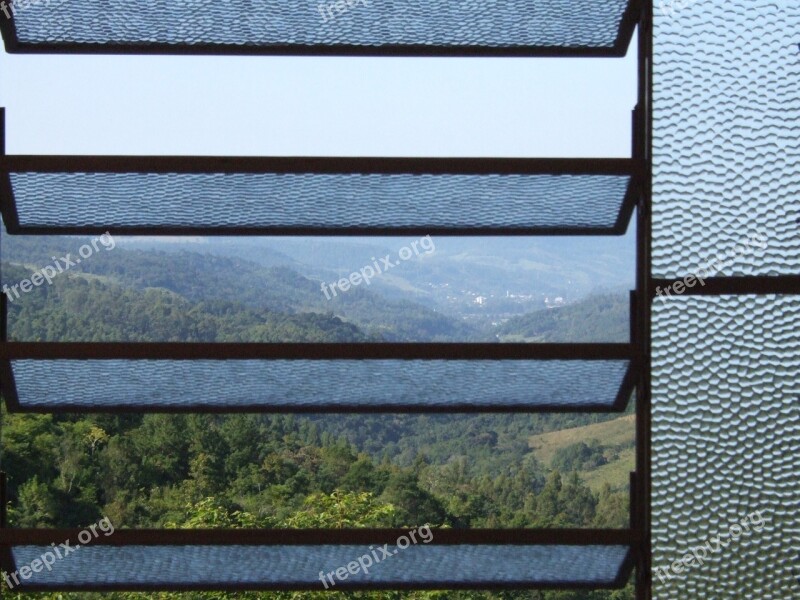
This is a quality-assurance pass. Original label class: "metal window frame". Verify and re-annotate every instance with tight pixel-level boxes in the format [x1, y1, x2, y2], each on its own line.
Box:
[632, 2, 800, 598]
[0, 0, 659, 594]
[0, 524, 637, 592]
[633, 2, 652, 598]
[0, 339, 637, 414]
[0, 152, 642, 237]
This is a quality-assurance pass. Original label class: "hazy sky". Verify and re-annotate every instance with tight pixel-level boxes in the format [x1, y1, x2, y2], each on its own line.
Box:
[0, 41, 639, 272]
[0, 41, 637, 157]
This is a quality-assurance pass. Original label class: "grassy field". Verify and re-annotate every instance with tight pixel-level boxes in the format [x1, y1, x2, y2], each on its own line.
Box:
[528, 415, 636, 492]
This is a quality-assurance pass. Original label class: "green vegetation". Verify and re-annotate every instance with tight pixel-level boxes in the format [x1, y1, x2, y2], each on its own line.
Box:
[551, 441, 609, 473]
[1, 240, 634, 598]
[3, 264, 371, 343]
[528, 416, 635, 492]
[2, 237, 480, 343]
[498, 294, 629, 343]
[4, 411, 625, 531]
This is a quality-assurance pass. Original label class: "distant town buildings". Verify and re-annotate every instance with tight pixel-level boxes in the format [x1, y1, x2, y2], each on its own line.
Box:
[431, 282, 569, 313]
[544, 296, 566, 309]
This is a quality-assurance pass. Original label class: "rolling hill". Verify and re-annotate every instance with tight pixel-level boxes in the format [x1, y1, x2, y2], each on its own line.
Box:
[528, 415, 635, 491]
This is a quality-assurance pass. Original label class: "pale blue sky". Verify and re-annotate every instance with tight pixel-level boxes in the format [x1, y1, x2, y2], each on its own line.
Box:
[0, 41, 637, 157]
[0, 41, 639, 285]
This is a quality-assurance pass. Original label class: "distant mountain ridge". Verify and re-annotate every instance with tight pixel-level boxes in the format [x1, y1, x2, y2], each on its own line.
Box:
[2, 237, 634, 544]
[498, 292, 630, 343]
[117, 235, 636, 310]
[2, 236, 480, 342]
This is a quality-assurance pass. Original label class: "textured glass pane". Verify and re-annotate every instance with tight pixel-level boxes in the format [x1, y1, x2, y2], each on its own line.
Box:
[12, 0, 631, 50]
[11, 359, 630, 410]
[651, 295, 800, 599]
[652, 1, 800, 277]
[10, 173, 632, 233]
[11, 544, 630, 588]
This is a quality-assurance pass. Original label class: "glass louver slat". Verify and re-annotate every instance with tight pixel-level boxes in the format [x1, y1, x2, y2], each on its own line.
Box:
[0, 0, 638, 57]
[0, 158, 639, 236]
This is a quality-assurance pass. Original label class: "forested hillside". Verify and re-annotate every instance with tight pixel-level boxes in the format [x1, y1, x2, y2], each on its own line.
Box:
[3, 237, 480, 342]
[3, 263, 371, 343]
[498, 293, 629, 343]
[1, 239, 633, 599]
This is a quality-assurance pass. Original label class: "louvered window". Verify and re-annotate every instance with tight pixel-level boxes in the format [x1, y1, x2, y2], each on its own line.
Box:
[0, 1, 656, 595]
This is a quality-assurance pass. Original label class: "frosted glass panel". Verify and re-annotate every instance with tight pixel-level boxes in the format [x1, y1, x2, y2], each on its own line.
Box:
[10, 359, 631, 411]
[652, 1, 800, 278]
[10, 0, 634, 52]
[9, 171, 633, 234]
[11, 544, 631, 589]
[651, 295, 800, 599]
